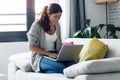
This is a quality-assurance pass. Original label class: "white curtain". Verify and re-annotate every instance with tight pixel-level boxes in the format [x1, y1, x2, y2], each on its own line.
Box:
[59, 0, 70, 41]
[59, 0, 85, 41]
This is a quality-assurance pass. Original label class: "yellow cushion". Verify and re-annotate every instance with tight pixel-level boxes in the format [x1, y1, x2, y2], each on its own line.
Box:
[80, 37, 108, 62]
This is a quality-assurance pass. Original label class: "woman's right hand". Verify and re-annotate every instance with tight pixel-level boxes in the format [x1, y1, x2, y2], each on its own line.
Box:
[48, 52, 58, 59]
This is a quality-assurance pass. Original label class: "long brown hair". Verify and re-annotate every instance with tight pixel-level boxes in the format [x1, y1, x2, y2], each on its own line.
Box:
[38, 3, 62, 32]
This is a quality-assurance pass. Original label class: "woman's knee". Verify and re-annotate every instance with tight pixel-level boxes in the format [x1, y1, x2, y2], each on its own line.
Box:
[40, 57, 66, 73]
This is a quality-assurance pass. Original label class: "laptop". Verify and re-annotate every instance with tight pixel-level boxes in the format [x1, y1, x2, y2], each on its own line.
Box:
[44, 44, 83, 61]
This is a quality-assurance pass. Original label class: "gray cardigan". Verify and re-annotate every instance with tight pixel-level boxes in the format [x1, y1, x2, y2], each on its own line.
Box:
[27, 20, 62, 72]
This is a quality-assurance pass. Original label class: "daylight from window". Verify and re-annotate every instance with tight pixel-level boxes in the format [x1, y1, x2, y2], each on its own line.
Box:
[0, 0, 59, 32]
[35, 0, 59, 19]
[0, 0, 26, 32]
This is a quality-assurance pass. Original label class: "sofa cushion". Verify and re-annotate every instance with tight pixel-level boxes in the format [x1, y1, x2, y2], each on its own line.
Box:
[15, 70, 70, 80]
[9, 52, 33, 72]
[74, 72, 120, 80]
[63, 58, 120, 78]
[80, 37, 108, 61]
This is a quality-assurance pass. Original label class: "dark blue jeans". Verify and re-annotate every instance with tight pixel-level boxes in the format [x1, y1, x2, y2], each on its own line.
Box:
[40, 56, 76, 73]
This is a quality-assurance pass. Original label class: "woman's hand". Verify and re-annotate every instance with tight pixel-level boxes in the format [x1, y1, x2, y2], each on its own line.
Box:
[48, 52, 58, 59]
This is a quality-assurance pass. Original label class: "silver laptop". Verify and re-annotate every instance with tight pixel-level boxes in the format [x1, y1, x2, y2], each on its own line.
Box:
[44, 45, 83, 61]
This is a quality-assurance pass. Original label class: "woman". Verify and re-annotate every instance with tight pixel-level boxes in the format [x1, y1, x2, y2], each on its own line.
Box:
[27, 3, 76, 73]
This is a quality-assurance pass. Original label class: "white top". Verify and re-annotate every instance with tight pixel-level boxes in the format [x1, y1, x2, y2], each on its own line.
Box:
[45, 31, 57, 51]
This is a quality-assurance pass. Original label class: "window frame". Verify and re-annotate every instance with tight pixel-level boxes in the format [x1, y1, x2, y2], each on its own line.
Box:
[0, 0, 35, 42]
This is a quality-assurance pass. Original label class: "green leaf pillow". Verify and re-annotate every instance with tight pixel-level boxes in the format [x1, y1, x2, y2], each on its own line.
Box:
[80, 37, 108, 62]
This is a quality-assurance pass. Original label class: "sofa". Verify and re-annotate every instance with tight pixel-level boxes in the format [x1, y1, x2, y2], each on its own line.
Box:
[8, 38, 120, 80]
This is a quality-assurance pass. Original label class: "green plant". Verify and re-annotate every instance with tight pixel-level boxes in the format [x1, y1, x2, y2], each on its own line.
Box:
[73, 19, 120, 38]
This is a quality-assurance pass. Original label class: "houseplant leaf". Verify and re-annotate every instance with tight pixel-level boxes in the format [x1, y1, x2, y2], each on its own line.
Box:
[73, 27, 91, 38]
[98, 24, 105, 30]
[91, 27, 101, 38]
[115, 27, 120, 31]
[73, 19, 120, 39]
[83, 19, 91, 26]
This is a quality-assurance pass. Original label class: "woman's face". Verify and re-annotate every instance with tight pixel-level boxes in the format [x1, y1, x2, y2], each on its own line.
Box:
[48, 12, 62, 25]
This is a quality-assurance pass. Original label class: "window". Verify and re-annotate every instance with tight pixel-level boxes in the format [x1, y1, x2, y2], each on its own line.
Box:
[0, 0, 59, 42]
[0, 0, 26, 32]
[0, 0, 35, 42]
[35, 0, 59, 19]
[0, 0, 84, 42]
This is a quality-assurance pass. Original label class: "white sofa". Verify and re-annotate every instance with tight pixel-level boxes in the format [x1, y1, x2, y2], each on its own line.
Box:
[8, 38, 120, 80]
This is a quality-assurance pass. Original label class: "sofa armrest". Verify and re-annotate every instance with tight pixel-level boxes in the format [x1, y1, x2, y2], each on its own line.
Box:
[9, 52, 33, 72]
[8, 62, 19, 80]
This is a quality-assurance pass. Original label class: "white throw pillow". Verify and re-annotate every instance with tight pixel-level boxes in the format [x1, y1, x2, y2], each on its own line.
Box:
[63, 58, 120, 78]
[9, 52, 33, 72]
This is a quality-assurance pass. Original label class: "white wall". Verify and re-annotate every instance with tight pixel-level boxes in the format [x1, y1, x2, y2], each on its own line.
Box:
[85, 0, 107, 38]
[85, 0, 120, 38]
[0, 42, 29, 75]
[59, 0, 70, 41]
[85, 0, 106, 26]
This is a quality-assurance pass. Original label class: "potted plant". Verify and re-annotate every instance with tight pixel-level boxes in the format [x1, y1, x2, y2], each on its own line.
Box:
[73, 19, 120, 38]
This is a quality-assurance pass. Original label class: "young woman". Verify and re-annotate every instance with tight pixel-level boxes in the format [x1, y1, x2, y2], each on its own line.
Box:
[27, 3, 76, 73]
